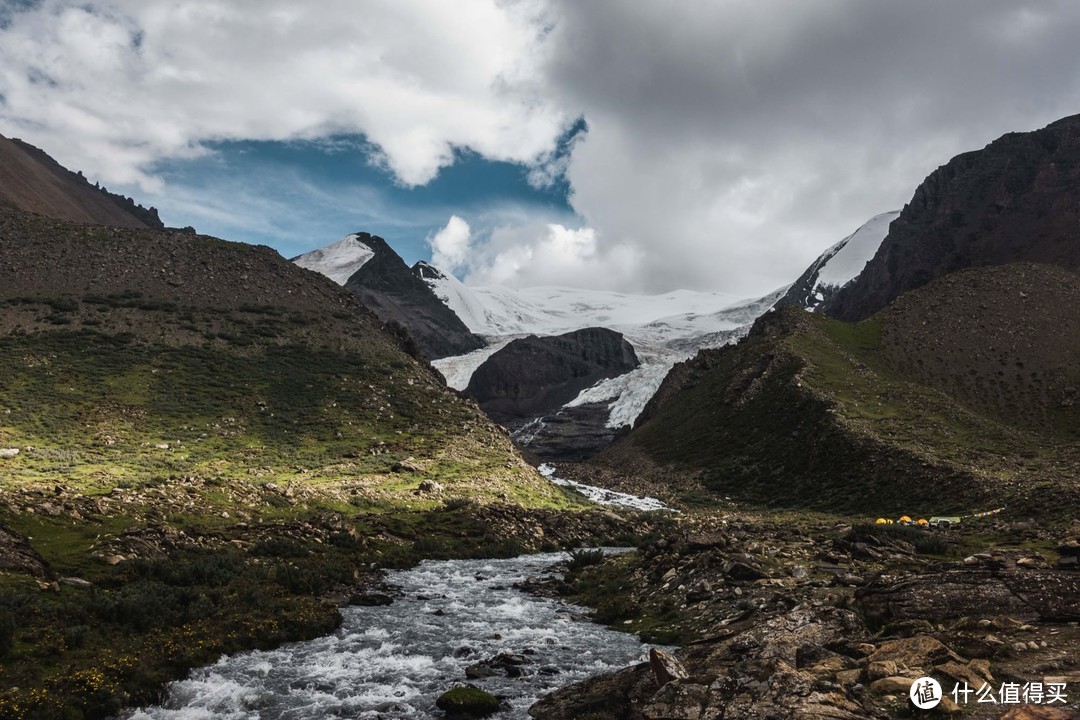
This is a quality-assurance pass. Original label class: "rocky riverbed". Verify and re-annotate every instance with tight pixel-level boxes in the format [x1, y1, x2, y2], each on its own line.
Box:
[530, 514, 1080, 719]
[124, 551, 656, 719]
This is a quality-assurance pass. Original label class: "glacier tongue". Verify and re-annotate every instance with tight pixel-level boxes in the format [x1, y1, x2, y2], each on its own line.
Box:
[539, 464, 672, 512]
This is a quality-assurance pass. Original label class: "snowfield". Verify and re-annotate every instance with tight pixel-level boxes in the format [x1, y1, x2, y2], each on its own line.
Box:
[425, 270, 788, 428]
[800, 211, 898, 311]
[293, 234, 374, 285]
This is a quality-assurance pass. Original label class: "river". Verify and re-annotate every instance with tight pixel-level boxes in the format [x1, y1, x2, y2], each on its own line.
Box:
[125, 551, 652, 719]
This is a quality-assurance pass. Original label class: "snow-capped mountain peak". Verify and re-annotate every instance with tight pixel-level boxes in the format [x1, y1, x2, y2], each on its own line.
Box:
[781, 210, 899, 311]
[293, 233, 375, 285]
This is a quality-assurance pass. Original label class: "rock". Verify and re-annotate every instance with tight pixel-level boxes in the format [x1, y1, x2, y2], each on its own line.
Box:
[791, 565, 808, 579]
[867, 661, 898, 681]
[466, 652, 529, 679]
[661, 568, 677, 583]
[867, 635, 961, 671]
[0, 448, 19, 458]
[350, 592, 393, 607]
[417, 479, 444, 493]
[0, 523, 50, 578]
[835, 669, 863, 686]
[967, 658, 994, 683]
[642, 680, 709, 720]
[938, 696, 962, 715]
[868, 676, 916, 695]
[934, 661, 987, 689]
[393, 457, 423, 473]
[724, 560, 769, 581]
[649, 647, 688, 687]
[464, 663, 497, 680]
[435, 686, 500, 718]
[59, 577, 93, 588]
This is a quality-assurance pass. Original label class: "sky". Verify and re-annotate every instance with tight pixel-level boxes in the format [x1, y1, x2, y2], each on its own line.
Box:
[2, 1, 1080, 297]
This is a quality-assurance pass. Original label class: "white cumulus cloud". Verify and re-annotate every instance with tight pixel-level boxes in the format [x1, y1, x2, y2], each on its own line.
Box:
[428, 215, 473, 271]
[0, 0, 567, 189]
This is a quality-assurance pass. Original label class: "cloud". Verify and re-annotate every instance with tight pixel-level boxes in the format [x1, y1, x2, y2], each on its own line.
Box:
[3, 1, 1080, 295]
[459, 222, 642, 291]
[534, 0, 1080, 293]
[428, 215, 472, 271]
[0, 0, 568, 189]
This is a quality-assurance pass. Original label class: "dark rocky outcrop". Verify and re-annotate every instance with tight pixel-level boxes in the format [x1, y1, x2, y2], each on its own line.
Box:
[340, 236, 485, 360]
[466, 327, 638, 429]
[858, 568, 1080, 628]
[0, 134, 162, 229]
[826, 114, 1080, 321]
[0, 522, 50, 579]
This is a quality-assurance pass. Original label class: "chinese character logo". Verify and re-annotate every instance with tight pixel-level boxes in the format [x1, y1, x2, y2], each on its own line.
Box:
[911, 677, 942, 709]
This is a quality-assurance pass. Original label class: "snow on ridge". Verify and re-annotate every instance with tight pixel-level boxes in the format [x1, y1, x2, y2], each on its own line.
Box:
[293, 234, 375, 286]
[430, 338, 515, 391]
[812, 211, 899, 296]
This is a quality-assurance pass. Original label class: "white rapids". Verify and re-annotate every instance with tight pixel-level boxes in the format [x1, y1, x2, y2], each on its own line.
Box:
[539, 463, 673, 512]
[124, 552, 654, 720]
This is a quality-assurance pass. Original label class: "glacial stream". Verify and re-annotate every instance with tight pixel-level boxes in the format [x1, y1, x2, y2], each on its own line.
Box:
[125, 551, 653, 720]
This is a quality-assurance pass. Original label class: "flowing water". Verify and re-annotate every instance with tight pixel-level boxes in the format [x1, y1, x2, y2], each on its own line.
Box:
[125, 551, 652, 719]
[538, 463, 673, 512]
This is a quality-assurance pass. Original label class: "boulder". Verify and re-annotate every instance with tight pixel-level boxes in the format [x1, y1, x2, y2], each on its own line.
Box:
[0, 448, 19, 459]
[868, 676, 915, 695]
[435, 686, 501, 718]
[649, 647, 689, 687]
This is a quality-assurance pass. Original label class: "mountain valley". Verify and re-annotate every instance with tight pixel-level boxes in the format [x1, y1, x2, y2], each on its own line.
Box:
[0, 113, 1078, 720]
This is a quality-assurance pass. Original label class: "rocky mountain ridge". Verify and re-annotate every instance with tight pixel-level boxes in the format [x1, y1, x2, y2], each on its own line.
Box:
[292, 232, 485, 360]
[826, 113, 1080, 321]
[0, 134, 162, 229]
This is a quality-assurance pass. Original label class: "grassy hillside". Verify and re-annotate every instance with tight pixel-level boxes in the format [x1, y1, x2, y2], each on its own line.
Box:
[0, 210, 606, 719]
[611, 263, 1080, 519]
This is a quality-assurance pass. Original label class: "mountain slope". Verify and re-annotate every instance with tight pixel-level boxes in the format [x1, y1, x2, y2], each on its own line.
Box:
[0, 209, 564, 509]
[0, 134, 162, 228]
[598, 263, 1080, 516]
[826, 114, 1080, 320]
[293, 234, 485, 360]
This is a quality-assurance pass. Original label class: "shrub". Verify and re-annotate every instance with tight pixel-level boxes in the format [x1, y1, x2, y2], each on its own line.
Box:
[251, 538, 307, 558]
[441, 497, 475, 512]
[567, 547, 606, 572]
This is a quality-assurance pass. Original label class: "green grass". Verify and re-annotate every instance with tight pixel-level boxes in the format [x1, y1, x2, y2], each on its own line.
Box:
[628, 307, 1079, 518]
